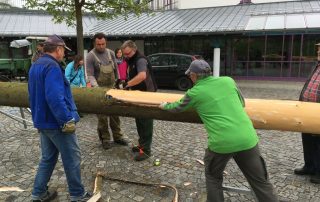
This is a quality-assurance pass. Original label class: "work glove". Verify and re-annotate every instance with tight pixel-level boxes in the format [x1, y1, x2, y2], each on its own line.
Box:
[62, 119, 76, 134]
[159, 102, 168, 109]
[115, 79, 128, 90]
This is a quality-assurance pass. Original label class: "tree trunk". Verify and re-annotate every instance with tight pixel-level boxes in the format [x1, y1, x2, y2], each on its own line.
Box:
[75, 0, 84, 56]
[1, 82, 320, 134]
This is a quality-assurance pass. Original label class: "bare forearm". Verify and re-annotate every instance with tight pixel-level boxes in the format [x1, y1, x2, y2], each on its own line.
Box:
[127, 72, 146, 87]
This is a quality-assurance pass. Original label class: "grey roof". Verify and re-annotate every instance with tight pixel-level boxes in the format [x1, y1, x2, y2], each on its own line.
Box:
[1, 1, 320, 38]
[0, 9, 96, 37]
[91, 0, 320, 37]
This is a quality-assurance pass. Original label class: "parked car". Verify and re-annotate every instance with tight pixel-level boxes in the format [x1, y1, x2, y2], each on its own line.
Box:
[147, 53, 201, 91]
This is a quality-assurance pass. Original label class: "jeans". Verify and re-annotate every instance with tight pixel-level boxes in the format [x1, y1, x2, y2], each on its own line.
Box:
[32, 129, 85, 201]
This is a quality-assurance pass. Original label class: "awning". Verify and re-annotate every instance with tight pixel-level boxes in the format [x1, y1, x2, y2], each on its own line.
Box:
[10, 39, 31, 48]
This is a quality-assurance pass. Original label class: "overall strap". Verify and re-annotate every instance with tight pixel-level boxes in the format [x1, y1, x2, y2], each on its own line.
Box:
[91, 51, 101, 65]
[106, 49, 120, 79]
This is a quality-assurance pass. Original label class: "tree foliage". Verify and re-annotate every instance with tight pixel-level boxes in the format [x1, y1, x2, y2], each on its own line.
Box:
[25, 0, 151, 55]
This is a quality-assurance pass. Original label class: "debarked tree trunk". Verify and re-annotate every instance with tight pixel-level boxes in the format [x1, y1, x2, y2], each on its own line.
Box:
[1, 81, 320, 134]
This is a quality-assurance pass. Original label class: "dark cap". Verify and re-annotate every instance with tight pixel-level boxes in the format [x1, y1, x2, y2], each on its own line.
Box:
[185, 59, 211, 75]
[43, 34, 71, 51]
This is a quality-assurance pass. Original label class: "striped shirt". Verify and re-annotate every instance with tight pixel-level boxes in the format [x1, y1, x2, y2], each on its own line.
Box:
[302, 63, 320, 102]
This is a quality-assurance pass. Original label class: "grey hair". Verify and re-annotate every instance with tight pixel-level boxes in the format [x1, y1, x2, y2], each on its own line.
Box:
[121, 40, 137, 50]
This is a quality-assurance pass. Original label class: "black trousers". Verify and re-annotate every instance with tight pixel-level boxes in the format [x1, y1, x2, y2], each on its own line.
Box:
[301, 133, 320, 173]
[135, 118, 153, 152]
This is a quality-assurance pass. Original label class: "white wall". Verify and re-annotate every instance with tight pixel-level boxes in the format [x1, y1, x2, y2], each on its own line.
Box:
[178, 0, 298, 9]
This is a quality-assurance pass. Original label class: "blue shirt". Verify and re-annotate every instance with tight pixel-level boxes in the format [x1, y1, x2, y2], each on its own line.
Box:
[65, 61, 86, 87]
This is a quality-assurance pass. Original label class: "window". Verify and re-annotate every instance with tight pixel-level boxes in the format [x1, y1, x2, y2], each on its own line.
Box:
[149, 54, 170, 66]
[176, 55, 191, 67]
[149, 0, 177, 10]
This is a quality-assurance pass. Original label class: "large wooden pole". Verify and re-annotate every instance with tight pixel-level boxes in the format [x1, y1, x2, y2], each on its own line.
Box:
[0, 82, 199, 123]
[1, 82, 320, 134]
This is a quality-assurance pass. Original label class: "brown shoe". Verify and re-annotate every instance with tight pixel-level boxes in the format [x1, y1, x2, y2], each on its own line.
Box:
[102, 142, 112, 150]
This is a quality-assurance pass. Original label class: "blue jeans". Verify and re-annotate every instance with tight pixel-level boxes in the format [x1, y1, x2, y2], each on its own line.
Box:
[32, 129, 85, 201]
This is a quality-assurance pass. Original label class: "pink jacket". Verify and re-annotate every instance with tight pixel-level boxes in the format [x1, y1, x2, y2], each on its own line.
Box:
[118, 60, 128, 80]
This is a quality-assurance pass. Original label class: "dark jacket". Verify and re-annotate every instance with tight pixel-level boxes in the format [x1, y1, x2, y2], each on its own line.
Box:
[28, 54, 80, 129]
[127, 50, 157, 92]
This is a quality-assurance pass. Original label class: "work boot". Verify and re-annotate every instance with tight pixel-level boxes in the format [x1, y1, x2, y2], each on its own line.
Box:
[102, 142, 112, 150]
[294, 167, 315, 176]
[132, 145, 141, 153]
[310, 174, 320, 184]
[33, 190, 58, 202]
[114, 138, 128, 146]
[71, 192, 92, 202]
[134, 149, 151, 161]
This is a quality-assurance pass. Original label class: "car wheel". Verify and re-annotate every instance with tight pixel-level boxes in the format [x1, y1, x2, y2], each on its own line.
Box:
[176, 76, 192, 91]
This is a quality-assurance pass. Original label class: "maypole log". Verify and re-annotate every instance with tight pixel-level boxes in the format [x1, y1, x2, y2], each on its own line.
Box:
[1, 82, 320, 134]
[0, 82, 199, 123]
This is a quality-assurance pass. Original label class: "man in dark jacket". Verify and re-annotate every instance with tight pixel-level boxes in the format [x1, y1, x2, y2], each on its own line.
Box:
[120, 40, 157, 161]
[28, 35, 91, 202]
[294, 43, 320, 184]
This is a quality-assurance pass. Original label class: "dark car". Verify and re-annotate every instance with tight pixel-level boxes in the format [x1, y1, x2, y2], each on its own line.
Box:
[147, 53, 200, 91]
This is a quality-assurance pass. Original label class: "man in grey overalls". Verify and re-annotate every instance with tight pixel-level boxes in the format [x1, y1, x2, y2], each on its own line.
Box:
[86, 33, 128, 149]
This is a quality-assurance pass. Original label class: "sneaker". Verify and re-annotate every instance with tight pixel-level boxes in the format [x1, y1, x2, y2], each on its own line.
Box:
[71, 192, 92, 202]
[33, 190, 58, 202]
[310, 174, 320, 184]
[132, 145, 141, 153]
[102, 142, 112, 150]
[114, 138, 128, 146]
[134, 150, 151, 161]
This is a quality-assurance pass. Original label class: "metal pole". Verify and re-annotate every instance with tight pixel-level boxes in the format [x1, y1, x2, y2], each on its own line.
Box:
[213, 48, 220, 77]
[19, 107, 27, 129]
[0, 110, 33, 125]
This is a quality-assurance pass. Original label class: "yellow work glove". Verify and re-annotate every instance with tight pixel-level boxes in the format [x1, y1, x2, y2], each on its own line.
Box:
[62, 119, 76, 134]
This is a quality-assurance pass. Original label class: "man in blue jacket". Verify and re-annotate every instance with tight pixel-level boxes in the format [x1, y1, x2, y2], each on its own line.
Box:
[28, 35, 91, 202]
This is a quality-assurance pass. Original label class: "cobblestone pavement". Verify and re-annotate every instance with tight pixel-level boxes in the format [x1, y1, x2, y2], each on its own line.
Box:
[1, 80, 319, 202]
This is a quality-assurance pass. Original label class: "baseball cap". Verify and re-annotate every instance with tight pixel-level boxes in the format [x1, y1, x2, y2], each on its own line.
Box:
[43, 34, 71, 51]
[185, 59, 211, 75]
[316, 43, 320, 46]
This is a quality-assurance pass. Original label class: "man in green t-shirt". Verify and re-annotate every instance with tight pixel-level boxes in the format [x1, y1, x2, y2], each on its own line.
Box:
[160, 60, 278, 202]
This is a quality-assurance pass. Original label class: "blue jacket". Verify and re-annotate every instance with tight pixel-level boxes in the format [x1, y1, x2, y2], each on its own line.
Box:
[28, 54, 80, 129]
[65, 61, 86, 87]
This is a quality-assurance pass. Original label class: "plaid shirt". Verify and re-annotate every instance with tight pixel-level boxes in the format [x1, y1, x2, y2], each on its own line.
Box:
[301, 62, 320, 102]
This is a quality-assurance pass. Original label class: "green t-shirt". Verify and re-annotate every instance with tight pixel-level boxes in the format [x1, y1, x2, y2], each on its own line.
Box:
[164, 76, 258, 153]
